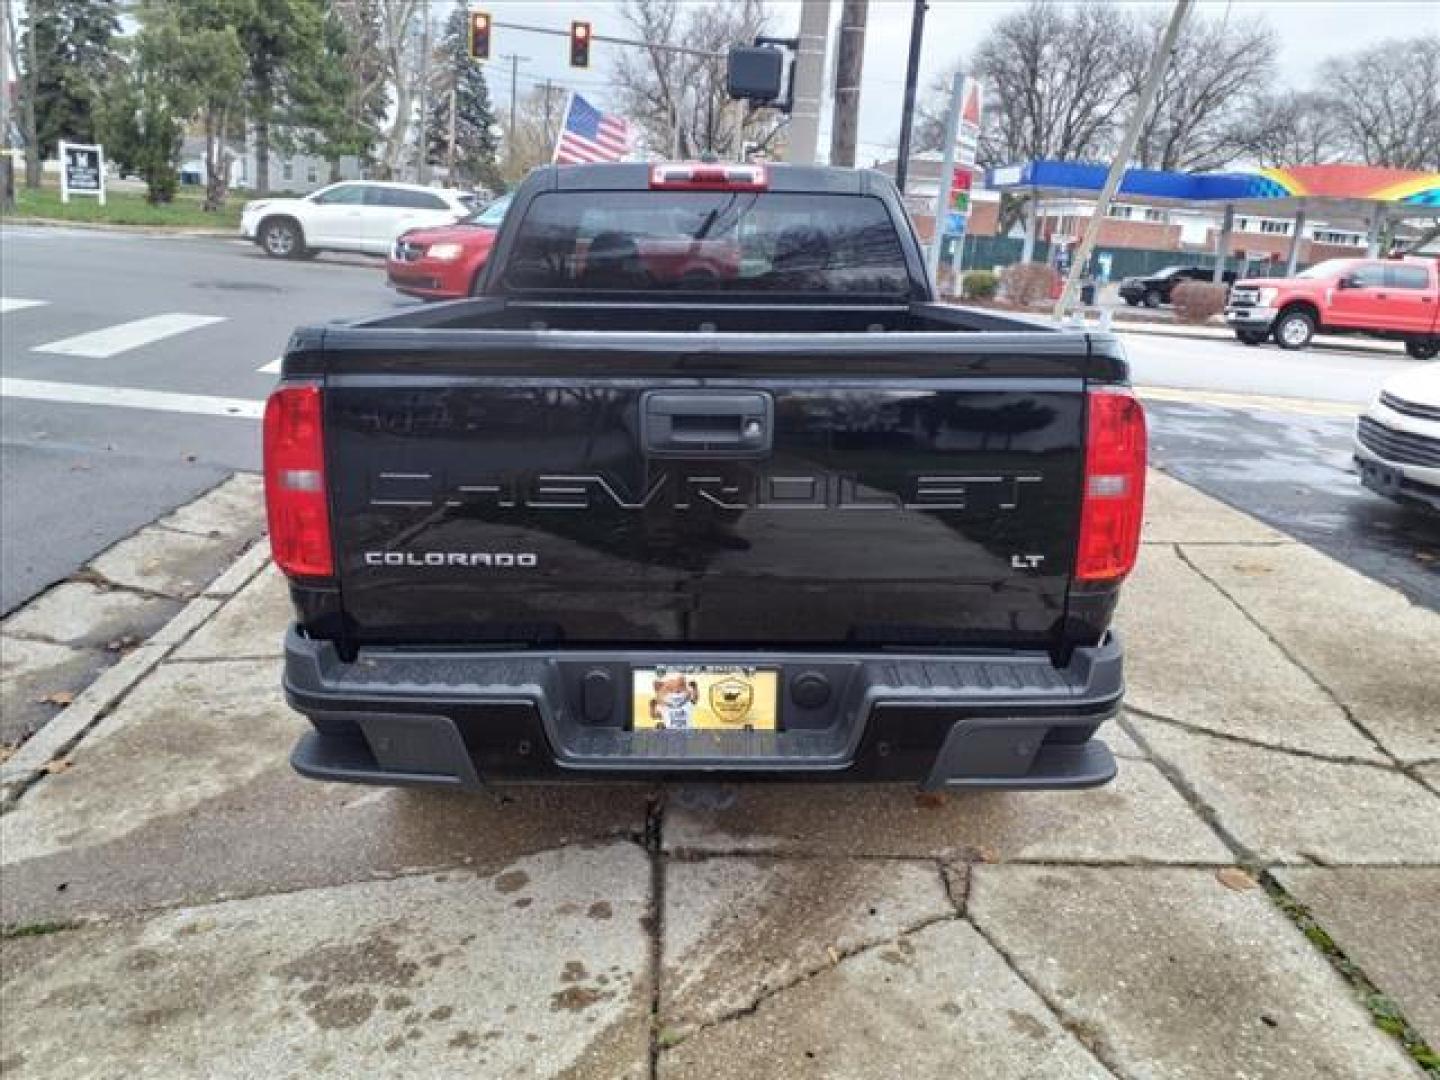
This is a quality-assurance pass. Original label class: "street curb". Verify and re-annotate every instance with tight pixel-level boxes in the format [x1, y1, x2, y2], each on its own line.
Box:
[1111, 319, 1405, 358]
[0, 541, 272, 805]
[1137, 385, 1360, 418]
[0, 216, 235, 238]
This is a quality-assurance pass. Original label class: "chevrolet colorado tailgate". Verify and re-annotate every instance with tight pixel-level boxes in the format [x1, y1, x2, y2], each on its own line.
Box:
[268, 163, 1145, 791]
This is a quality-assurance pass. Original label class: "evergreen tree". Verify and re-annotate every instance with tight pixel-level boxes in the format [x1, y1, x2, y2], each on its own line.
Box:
[19, 0, 120, 182]
[238, 0, 326, 194]
[425, 5, 501, 190]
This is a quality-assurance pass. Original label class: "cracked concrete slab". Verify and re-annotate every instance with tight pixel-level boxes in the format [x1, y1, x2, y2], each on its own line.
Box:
[1142, 470, 1290, 544]
[663, 758, 1230, 864]
[1418, 762, 1440, 796]
[1182, 543, 1440, 764]
[0, 844, 651, 1080]
[1106, 717, 1146, 760]
[1135, 717, 1440, 865]
[658, 918, 1110, 1079]
[155, 472, 265, 540]
[970, 866, 1423, 1080]
[2, 581, 181, 650]
[1116, 545, 1382, 761]
[0, 636, 110, 747]
[0, 660, 650, 926]
[1275, 868, 1440, 1047]
[90, 524, 252, 600]
[660, 858, 952, 1034]
[173, 563, 288, 660]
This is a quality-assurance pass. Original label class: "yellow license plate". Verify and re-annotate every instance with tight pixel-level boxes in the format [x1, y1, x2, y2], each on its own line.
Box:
[632, 666, 779, 732]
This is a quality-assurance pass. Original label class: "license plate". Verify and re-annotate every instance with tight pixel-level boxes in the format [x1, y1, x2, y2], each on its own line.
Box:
[632, 666, 779, 732]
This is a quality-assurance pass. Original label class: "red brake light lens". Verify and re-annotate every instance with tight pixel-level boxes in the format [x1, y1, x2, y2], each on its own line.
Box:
[1076, 390, 1147, 582]
[263, 384, 333, 578]
[649, 163, 768, 191]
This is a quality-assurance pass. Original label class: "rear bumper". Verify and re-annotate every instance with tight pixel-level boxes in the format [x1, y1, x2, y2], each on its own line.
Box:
[283, 629, 1125, 791]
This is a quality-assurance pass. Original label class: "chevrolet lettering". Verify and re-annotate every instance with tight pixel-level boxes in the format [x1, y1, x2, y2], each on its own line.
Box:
[265, 161, 1147, 794]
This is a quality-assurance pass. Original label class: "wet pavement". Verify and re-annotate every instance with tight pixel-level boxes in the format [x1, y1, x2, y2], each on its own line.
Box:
[1146, 400, 1439, 611]
[3, 472, 1438, 1078]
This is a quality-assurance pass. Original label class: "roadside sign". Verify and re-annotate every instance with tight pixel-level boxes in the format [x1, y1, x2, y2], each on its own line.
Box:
[955, 77, 982, 168]
[60, 141, 105, 205]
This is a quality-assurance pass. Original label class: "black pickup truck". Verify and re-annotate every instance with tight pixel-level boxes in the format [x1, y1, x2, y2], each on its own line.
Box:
[264, 161, 1146, 792]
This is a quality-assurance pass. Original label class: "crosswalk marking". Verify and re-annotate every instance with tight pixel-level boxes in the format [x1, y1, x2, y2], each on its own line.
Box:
[1, 298, 50, 315]
[257, 358, 282, 374]
[32, 313, 226, 359]
[1, 377, 263, 420]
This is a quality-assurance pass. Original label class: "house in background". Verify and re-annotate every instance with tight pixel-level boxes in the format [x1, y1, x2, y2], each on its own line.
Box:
[179, 134, 365, 194]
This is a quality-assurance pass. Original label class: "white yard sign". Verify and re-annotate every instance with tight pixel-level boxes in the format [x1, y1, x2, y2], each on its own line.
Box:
[59, 141, 106, 205]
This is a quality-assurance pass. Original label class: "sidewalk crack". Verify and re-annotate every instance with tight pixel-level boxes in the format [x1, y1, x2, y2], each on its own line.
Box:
[967, 915, 1127, 1080]
[1125, 705, 1402, 773]
[1117, 712, 1253, 864]
[1172, 545, 1427, 787]
[658, 909, 960, 1054]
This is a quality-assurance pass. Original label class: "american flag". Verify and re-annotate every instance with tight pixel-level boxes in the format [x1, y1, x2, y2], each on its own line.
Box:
[553, 93, 632, 165]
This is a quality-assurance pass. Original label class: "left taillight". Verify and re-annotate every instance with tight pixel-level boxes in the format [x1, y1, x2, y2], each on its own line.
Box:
[263, 383, 333, 578]
[1076, 389, 1147, 583]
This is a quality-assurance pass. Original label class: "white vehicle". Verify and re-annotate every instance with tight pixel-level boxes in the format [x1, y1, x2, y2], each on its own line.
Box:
[240, 182, 475, 259]
[1354, 363, 1440, 511]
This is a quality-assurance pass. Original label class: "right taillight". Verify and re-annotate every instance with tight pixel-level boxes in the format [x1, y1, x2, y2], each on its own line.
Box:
[263, 384, 333, 578]
[1076, 389, 1147, 582]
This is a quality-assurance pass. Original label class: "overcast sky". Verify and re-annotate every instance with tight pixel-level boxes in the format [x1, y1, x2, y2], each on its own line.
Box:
[484, 0, 1439, 164]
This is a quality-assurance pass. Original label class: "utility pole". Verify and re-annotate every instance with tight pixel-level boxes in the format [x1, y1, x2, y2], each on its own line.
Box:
[447, 85, 458, 183]
[418, 5, 432, 185]
[1053, 0, 1193, 319]
[894, 0, 926, 193]
[788, 0, 830, 165]
[829, 0, 868, 168]
[542, 78, 554, 145]
[0, 1, 12, 209]
[500, 53, 530, 171]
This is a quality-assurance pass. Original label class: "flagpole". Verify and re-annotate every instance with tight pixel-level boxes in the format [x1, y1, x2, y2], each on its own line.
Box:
[551, 91, 577, 164]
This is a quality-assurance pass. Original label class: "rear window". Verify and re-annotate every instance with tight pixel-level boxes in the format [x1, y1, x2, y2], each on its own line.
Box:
[500, 191, 909, 295]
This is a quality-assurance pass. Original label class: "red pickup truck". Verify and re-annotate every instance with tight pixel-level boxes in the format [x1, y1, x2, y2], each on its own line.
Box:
[1224, 257, 1439, 358]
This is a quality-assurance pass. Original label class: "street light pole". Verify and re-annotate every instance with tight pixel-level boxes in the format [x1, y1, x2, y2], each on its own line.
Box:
[894, 0, 927, 194]
[1053, 0, 1193, 319]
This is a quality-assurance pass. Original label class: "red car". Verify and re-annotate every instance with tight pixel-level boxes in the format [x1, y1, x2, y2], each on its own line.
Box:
[1224, 256, 1439, 357]
[387, 195, 511, 300]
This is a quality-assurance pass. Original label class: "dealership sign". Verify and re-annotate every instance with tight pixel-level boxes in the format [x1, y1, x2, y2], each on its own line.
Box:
[60, 141, 106, 205]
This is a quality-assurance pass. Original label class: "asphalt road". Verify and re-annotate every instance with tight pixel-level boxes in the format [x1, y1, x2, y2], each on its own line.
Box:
[1, 223, 1434, 614]
[0, 225, 412, 612]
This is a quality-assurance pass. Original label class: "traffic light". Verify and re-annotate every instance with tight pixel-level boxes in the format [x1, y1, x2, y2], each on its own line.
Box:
[468, 11, 491, 61]
[569, 20, 591, 68]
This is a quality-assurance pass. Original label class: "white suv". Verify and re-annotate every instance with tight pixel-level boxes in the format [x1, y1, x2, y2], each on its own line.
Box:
[240, 182, 474, 259]
[1354, 364, 1440, 511]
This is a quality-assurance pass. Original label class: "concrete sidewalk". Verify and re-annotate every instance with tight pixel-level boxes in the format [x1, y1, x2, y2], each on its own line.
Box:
[2, 473, 1437, 1078]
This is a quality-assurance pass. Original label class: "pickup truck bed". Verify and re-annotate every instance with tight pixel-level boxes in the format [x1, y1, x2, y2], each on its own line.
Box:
[266, 163, 1145, 792]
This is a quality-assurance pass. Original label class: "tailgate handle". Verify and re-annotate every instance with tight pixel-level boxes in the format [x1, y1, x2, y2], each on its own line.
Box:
[641, 391, 773, 457]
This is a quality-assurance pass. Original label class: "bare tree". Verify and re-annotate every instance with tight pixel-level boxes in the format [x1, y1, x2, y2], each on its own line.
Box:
[612, 0, 784, 160]
[1319, 35, 1440, 171]
[1243, 90, 1345, 167]
[969, 3, 1134, 168]
[916, 2, 1133, 233]
[1121, 8, 1278, 172]
[373, 0, 422, 179]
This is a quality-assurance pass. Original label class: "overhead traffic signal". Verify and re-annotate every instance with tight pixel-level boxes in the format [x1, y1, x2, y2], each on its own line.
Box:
[468, 11, 491, 61]
[569, 20, 591, 68]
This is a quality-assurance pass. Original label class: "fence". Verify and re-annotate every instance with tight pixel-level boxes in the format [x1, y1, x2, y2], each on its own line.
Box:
[952, 235, 1298, 281]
